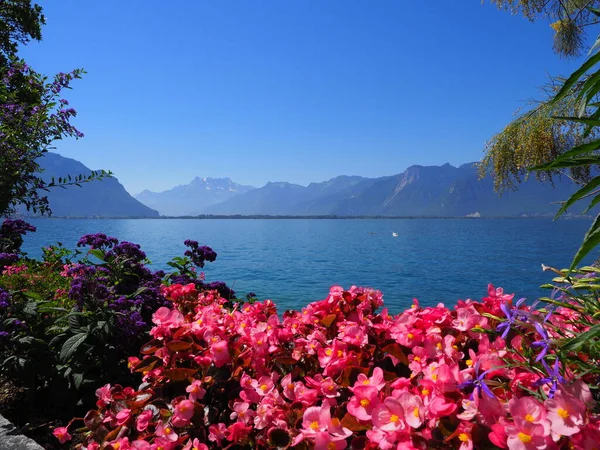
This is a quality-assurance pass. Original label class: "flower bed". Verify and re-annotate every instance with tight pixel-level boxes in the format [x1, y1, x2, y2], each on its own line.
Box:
[57, 283, 600, 449]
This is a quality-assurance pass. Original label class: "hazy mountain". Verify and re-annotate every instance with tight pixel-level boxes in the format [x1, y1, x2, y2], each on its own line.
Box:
[202, 163, 582, 217]
[22, 152, 159, 218]
[135, 177, 255, 216]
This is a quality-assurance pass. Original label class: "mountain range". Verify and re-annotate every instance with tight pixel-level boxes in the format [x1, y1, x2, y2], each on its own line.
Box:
[21, 153, 586, 218]
[20, 153, 159, 218]
[136, 163, 582, 217]
[136, 177, 254, 216]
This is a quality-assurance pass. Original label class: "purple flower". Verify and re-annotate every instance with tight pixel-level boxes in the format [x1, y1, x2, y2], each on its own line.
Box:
[531, 318, 553, 362]
[535, 359, 565, 398]
[77, 233, 118, 249]
[458, 360, 496, 399]
[183, 240, 217, 268]
[496, 297, 526, 339]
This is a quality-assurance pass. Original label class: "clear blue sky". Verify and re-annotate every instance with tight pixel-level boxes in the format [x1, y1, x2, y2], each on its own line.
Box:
[21, 1, 584, 194]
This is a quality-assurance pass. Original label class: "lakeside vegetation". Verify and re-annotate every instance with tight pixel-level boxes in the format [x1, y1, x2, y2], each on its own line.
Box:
[3, 1, 600, 449]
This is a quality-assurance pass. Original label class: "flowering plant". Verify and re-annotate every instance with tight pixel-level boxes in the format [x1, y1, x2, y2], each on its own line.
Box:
[62, 283, 599, 450]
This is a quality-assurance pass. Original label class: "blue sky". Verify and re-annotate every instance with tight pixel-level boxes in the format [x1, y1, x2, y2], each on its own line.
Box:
[22, 1, 584, 194]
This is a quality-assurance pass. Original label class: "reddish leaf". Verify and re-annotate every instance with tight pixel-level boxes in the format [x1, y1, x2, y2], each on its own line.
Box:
[381, 343, 409, 365]
[340, 412, 371, 432]
[338, 366, 370, 387]
[104, 425, 122, 442]
[140, 339, 162, 355]
[166, 340, 193, 352]
[133, 356, 161, 373]
[164, 368, 198, 381]
[273, 356, 298, 365]
[320, 314, 338, 328]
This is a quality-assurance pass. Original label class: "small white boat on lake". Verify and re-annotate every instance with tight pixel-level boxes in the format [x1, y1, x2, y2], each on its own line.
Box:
[392, 232, 398, 237]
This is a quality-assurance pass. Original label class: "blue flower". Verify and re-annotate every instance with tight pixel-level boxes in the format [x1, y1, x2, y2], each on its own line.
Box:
[496, 297, 526, 339]
[458, 360, 496, 398]
[535, 359, 565, 398]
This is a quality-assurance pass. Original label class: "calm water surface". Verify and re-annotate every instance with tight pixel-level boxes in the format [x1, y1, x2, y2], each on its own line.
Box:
[21, 218, 591, 313]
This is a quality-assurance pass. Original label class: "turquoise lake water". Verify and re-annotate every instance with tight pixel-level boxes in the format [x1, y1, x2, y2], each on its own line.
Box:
[20, 218, 592, 313]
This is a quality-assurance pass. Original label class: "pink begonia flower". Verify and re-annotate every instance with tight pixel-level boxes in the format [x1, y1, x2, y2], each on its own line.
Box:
[505, 421, 552, 450]
[489, 421, 509, 449]
[366, 427, 401, 450]
[151, 436, 178, 450]
[152, 307, 185, 328]
[86, 443, 101, 450]
[210, 339, 231, 367]
[116, 408, 132, 426]
[314, 431, 347, 450]
[355, 367, 386, 391]
[53, 426, 72, 444]
[396, 392, 424, 429]
[172, 399, 195, 427]
[252, 375, 275, 396]
[226, 421, 252, 442]
[186, 379, 206, 401]
[95, 383, 112, 407]
[372, 397, 406, 433]
[347, 385, 381, 421]
[182, 438, 209, 450]
[155, 421, 179, 442]
[208, 423, 227, 445]
[509, 397, 551, 434]
[136, 409, 153, 432]
[427, 395, 457, 418]
[546, 388, 587, 436]
[230, 401, 255, 424]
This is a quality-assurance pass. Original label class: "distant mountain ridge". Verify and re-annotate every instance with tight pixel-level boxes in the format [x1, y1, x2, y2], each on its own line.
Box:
[20, 153, 159, 218]
[198, 163, 582, 217]
[135, 177, 255, 216]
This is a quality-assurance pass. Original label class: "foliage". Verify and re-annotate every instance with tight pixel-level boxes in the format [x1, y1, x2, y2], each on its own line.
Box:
[0, 0, 44, 63]
[478, 77, 597, 193]
[0, 61, 112, 216]
[489, 0, 600, 57]
[0, 1, 111, 217]
[0, 223, 231, 435]
[57, 283, 600, 449]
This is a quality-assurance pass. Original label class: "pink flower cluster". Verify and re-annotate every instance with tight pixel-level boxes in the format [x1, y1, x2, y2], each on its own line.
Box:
[61, 284, 600, 449]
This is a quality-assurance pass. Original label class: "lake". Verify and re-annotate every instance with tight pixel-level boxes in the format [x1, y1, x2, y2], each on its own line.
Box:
[20, 218, 592, 313]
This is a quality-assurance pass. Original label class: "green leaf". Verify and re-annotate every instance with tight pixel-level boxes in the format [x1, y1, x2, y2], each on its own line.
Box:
[585, 194, 600, 213]
[530, 140, 600, 171]
[554, 175, 600, 218]
[561, 323, 600, 351]
[570, 213, 600, 272]
[60, 332, 88, 361]
[531, 156, 600, 171]
[88, 248, 105, 261]
[72, 372, 84, 390]
[551, 52, 600, 105]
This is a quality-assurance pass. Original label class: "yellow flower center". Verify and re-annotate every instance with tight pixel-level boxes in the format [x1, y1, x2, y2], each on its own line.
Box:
[310, 421, 320, 430]
[165, 427, 172, 434]
[407, 333, 414, 339]
[525, 414, 535, 422]
[390, 414, 399, 423]
[328, 385, 335, 391]
[337, 350, 343, 357]
[558, 408, 570, 419]
[436, 343, 442, 349]
[413, 407, 420, 418]
[431, 373, 438, 381]
[458, 433, 469, 442]
[422, 388, 430, 396]
[257, 340, 263, 345]
[113, 444, 120, 450]
[466, 359, 473, 367]
[414, 356, 421, 362]
[325, 348, 333, 357]
[240, 322, 245, 328]
[362, 379, 370, 385]
[287, 383, 294, 390]
[518, 432, 532, 444]
[260, 384, 269, 392]
[452, 345, 458, 349]
[360, 398, 370, 407]
[327, 444, 337, 450]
